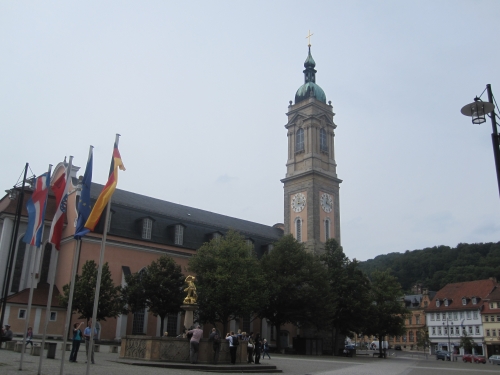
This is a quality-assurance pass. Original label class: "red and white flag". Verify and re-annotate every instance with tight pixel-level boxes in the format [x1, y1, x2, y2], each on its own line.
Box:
[48, 160, 72, 250]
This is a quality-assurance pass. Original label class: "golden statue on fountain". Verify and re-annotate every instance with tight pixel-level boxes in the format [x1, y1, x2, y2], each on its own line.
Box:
[183, 275, 198, 304]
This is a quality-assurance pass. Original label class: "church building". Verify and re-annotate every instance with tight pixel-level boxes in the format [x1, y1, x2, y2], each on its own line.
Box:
[0, 46, 341, 350]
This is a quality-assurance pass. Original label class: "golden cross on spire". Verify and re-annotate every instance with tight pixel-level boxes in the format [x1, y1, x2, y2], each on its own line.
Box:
[306, 30, 314, 47]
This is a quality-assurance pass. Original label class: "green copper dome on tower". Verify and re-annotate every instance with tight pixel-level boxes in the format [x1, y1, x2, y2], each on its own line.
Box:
[295, 46, 326, 104]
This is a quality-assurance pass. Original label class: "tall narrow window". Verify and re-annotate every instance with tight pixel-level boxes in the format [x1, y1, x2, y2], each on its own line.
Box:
[296, 128, 304, 152]
[132, 308, 146, 334]
[295, 218, 302, 242]
[167, 314, 178, 336]
[325, 218, 330, 241]
[142, 218, 152, 239]
[174, 224, 184, 245]
[320, 128, 328, 152]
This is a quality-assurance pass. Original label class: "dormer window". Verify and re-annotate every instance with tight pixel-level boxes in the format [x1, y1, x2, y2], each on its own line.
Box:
[462, 297, 467, 306]
[142, 218, 152, 239]
[246, 238, 254, 255]
[107, 210, 114, 233]
[436, 300, 440, 307]
[174, 224, 184, 245]
[444, 298, 449, 307]
[472, 297, 477, 305]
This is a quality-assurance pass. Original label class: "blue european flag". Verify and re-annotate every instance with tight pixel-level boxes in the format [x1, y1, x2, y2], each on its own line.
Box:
[74, 146, 93, 239]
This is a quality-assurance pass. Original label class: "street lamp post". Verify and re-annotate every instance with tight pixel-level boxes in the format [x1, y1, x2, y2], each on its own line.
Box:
[461, 84, 500, 198]
[443, 318, 453, 357]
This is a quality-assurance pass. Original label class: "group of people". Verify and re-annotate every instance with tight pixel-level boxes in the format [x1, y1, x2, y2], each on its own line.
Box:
[185, 325, 272, 365]
[69, 320, 97, 364]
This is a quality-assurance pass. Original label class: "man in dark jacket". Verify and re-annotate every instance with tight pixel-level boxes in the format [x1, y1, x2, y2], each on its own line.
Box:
[208, 328, 221, 364]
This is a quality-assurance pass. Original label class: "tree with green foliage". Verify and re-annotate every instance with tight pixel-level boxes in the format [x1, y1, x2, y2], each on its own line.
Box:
[460, 331, 476, 354]
[320, 239, 371, 356]
[123, 255, 185, 335]
[59, 260, 125, 322]
[258, 235, 329, 352]
[363, 270, 408, 358]
[416, 327, 430, 353]
[188, 230, 266, 333]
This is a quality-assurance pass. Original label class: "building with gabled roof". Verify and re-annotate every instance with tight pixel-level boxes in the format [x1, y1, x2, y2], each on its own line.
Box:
[482, 285, 500, 357]
[425, 278, 498, 356]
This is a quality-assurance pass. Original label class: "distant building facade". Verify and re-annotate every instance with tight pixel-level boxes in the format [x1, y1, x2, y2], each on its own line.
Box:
[482, 286, 500, 357]
[426, 278, 498, 356]
[390, 285, 435, 350]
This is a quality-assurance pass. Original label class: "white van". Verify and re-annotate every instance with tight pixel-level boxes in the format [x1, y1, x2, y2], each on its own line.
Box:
[371, 341, 389, 350]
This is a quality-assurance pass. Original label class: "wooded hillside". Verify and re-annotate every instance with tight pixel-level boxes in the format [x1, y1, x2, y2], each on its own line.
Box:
[358, 242, 500, 292]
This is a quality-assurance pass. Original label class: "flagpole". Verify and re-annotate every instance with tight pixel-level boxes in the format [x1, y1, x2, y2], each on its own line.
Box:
[20, 164, 52, 370]
[59, 144, 92, 375]
[0, 162, 29, 331]
[37, 156, 73, 375]
[85, 135, 120, 375]
[58, 239, 81, 375]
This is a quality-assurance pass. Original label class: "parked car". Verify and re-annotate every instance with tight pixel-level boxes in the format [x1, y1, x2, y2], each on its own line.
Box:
[473, 355, 486, 364]
[488, 354, 500, 365]
[463, 354, 473, 363]
[394, 345, 402, 350]
[345, 345, 355, 350]
[436, 350, 451, 361]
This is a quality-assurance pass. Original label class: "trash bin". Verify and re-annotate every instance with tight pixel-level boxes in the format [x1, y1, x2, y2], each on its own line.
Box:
[46, 342, 57, 359]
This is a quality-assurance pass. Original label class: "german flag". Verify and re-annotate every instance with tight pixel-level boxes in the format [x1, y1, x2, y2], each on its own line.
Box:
[84, 143, 125, 232]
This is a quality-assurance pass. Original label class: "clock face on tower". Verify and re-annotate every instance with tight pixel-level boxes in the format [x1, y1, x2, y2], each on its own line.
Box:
[291, 192, 306, 213]
[320, 193, 333, 213]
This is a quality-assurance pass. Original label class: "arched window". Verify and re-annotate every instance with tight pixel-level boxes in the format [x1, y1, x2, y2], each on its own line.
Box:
[295, 218, 302, 242]
[324, 218, 330, 241]
[296, 128, 304, 152]
[320, 128, 328, 152]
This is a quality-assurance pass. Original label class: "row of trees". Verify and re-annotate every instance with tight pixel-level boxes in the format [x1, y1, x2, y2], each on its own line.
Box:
[359, 242, 500, 291]
[60, 231, 408, 355]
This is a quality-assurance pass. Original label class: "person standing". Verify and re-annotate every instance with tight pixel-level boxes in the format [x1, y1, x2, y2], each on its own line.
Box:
[208, 327, 221, 364]
[187, 325, 203, 364]
[262, 338, 271, 359]
[69, 322, 83, 362]
[247, 332, 255, 363]
[1, 324, 13, 345]
[83, 321, 96, 364]
[25, 327, 33, 348]
[254, 333, 262, 364]
[226, 331, 238, 364]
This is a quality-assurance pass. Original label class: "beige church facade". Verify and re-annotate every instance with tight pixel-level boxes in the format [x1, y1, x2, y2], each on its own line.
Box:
[0, 46, 341, 349]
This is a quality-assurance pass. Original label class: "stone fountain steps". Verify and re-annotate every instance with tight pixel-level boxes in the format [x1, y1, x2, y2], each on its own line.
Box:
[121, 361, 281, 373]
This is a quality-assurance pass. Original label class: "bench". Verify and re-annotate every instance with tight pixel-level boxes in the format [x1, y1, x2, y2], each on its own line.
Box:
[31, 344, 42, 356]
[14, 341, 28, 353]
[5, 340, 17, 350]
[109, 345, 119, 353]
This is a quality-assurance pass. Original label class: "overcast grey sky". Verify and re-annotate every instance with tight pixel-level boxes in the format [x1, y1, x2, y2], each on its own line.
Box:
[2, 1, 500, 261]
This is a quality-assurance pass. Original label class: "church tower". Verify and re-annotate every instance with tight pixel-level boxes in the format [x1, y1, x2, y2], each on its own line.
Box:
[281, 46, 342, 254]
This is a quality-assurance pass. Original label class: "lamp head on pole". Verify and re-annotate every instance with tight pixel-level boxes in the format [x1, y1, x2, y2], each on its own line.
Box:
[461, 97, 495, 125]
